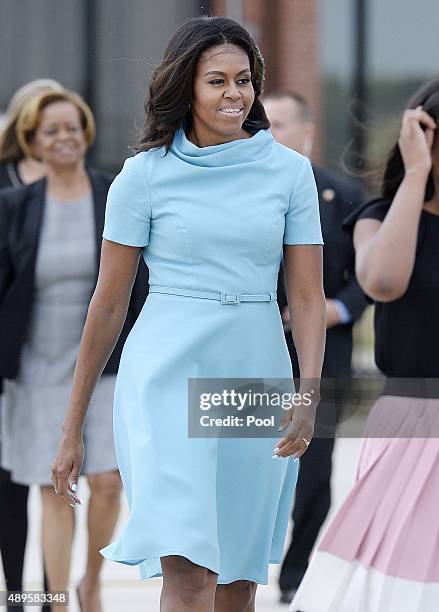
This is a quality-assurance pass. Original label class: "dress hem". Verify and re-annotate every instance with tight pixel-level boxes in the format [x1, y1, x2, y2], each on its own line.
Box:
[4, 463, 119, 487]
[100, 546, 281, 585]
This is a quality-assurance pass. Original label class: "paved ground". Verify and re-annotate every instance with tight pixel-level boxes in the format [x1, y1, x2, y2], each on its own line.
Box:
[0, 438, 362, 611]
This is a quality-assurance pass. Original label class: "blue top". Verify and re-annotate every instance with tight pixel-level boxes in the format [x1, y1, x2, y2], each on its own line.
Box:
[103, 127, 323, 293]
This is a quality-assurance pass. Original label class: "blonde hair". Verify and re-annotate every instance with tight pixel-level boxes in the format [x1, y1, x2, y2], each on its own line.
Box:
[0, 79, 64, 163]
[16, 90, 96, 160]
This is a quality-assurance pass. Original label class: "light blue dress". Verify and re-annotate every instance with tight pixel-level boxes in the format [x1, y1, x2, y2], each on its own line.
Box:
[99, 127, 323, 584]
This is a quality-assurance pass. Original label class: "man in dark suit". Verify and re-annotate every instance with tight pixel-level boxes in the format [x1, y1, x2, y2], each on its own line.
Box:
[263, 92, 368, 605]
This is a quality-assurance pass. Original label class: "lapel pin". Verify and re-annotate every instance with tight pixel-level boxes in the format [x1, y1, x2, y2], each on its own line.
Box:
[322, 188, 335, 202]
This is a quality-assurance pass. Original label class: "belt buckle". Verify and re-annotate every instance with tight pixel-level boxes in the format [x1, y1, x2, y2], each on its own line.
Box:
[220, 291, 241, 305]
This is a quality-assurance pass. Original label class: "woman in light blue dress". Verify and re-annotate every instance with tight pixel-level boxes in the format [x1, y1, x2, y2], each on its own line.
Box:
[52, 17, 326, 612]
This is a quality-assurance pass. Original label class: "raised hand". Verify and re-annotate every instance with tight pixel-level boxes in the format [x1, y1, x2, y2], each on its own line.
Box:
[399, 105, 436, 176]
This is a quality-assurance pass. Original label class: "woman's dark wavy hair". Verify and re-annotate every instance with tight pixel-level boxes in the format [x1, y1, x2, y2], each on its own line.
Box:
[135, 16, 269, 153]
[382, 77, 439, 201]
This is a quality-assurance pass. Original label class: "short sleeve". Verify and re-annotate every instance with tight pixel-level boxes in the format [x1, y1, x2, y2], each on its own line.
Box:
[342, 198, 390, 238]
[284, 157, 324, 245]
[102, 155, 151, 247]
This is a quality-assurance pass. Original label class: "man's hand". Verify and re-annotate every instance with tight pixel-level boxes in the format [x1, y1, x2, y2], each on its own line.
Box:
[326, 299, 342, 328]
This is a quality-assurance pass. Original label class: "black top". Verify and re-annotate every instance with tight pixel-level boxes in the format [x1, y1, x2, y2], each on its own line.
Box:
[343, 198, 439, 382]
[0, 161, 23, 190]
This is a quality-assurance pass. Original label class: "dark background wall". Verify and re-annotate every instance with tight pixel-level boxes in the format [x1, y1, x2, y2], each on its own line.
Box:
[1, 0, 438, 175]
[0, 0, 200, 171]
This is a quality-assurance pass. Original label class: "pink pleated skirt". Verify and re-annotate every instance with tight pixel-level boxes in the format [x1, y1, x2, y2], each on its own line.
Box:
[291, 394, 439, 612]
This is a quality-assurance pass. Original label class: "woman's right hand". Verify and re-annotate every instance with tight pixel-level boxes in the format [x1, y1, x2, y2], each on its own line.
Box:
[399, 105, 436, 176]
[51, 434, 84, 508]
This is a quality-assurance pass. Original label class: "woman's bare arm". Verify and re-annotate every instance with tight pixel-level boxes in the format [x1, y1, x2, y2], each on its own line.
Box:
[284, 244, 326, 380]
[52, 239, 142, 503]
[62, 239, 142, 435]
[355, 106, 436, 302]
[354, 172, 427, 302]
[274, 244, 326, 459]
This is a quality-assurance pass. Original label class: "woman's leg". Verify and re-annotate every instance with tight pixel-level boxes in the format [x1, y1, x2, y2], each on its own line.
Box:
[0, 467, 28, 612]
[214, 581, 258, 612]
[160, 555, 218, 612]
[77, 470, 121, 612]
[40, 484, 75, 612]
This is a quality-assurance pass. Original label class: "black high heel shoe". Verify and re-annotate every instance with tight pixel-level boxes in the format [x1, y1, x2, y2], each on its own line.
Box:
[280, 588, 297, 604]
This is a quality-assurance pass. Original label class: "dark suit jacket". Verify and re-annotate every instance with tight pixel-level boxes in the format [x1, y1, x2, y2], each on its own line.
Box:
[0, 168, 149, 386]
[278, 165, 368, 378]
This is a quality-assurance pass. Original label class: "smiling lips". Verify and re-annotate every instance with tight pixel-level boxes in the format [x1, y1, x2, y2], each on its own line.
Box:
[218, 106, 244, 116]
[55, 144, 76, 154]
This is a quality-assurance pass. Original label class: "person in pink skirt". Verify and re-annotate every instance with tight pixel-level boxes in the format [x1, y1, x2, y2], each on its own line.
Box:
[291, 77, 439, 611]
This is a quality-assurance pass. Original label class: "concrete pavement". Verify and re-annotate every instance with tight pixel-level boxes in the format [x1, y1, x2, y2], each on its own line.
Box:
[0, 438, 362, 611]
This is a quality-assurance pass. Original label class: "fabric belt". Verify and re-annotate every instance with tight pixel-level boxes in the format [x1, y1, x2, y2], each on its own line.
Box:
[149, 285, 277, 305]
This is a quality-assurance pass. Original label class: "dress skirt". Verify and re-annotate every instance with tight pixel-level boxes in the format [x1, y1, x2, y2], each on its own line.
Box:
[100, 291, 299, 584]
[291, 394, 439, 611]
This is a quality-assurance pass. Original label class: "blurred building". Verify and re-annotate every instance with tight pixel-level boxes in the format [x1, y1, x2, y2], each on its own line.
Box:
[0, 0, 201, 171]
[210, 0, 323, 159]
[320, 0, 439, 176]
[1, 0, 438, 173]
[212, 0, 439, 175]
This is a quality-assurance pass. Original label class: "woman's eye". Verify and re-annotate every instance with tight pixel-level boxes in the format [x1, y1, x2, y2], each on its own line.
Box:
[208, 78, 251, 86]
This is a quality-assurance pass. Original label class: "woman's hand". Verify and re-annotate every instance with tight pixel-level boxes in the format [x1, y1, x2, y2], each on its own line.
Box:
[51, 434, 84, 508]
[273, 389, 320, 459]
[399, 106, 436, 176]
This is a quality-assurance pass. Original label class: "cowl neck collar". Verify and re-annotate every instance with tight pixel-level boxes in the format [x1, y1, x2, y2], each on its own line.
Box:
[170, 125, 274, 168]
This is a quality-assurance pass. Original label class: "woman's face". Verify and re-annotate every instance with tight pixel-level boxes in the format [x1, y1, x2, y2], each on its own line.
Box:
[190, 43, 255, 145]
[31, 101, 88, 168]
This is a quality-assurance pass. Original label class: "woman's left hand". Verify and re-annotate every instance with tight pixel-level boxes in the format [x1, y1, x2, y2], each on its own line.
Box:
[51, 433, 84, 507]
[273, 390, 320, 458]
